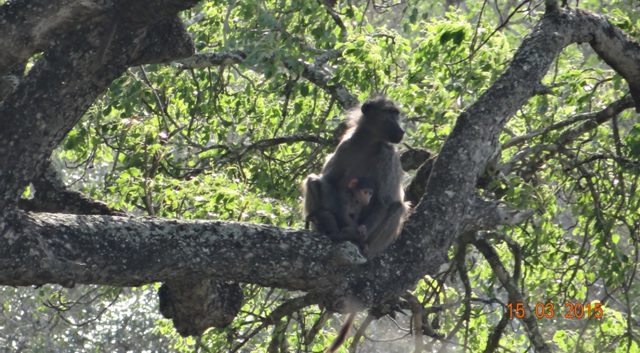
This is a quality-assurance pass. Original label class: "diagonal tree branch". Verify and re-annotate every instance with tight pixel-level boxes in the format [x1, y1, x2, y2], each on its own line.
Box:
[503, 94, 634, 150]
[340, 7, 640, 352]
[0, 0, 197, 213]
[472, 238, 546, 351]
[0, 0, 111, 76]
[17, 162, 126, 216]
[502, 94, 635, 177]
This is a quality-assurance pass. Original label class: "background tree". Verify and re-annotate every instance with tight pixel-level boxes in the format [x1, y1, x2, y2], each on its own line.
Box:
[1, 0, 640, 352]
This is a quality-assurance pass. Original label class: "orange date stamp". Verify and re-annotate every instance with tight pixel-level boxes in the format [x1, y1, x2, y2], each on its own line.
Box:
[507, 302, 603, 319]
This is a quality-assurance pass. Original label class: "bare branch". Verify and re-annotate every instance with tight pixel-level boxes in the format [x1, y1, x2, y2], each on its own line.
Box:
[0, 211, 346, 290]
[403, 292, 424, 353]
[174, 48, 359, 109]
[503, 94, 634, 149]
[472, 238, 550, 352]
[501, 95, 634, 177]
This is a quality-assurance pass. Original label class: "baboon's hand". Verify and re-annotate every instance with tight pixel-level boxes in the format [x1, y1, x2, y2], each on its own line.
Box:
[357, 224, 368, 239]
[360, 243, 369, 257]
[338, 226, 363, 241]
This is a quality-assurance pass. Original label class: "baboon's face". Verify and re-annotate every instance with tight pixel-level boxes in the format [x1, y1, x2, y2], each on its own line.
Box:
[355, 188, 373, 206]
[361, 98, 404, 143]
[368, 108, 404, 143]
[382, 109, 404, 143]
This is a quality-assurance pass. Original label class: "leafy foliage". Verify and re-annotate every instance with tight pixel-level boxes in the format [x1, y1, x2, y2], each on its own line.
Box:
[4, 0, 640, 352]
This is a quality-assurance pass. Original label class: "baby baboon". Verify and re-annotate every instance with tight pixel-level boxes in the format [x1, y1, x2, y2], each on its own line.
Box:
[304, 95, 409, 258]
[344, 176, 374, 237]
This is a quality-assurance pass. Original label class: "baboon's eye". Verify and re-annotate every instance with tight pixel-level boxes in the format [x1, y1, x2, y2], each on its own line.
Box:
[385, 109, 399, 118]
[386, 112, 398, 121]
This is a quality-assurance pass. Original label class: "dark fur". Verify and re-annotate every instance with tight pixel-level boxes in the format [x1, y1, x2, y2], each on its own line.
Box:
[350, 176, 374, 191]
[314, 95, 409, 257]
[303, 174, 363, 242]
[305, 96, 410, 353]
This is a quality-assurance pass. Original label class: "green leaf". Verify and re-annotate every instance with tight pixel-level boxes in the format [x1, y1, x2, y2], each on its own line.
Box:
[612, 234, 620, 244]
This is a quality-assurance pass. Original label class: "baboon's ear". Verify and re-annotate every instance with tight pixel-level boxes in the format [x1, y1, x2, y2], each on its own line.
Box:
[361, 102, 374, 115]
[347, 178, 359, 189]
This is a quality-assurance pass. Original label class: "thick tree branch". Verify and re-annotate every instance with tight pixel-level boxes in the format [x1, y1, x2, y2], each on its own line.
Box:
[581, 10, 640, 111]
[347, 6, 640, 339]
[0, 211, 353, 290]
[0, 0, 197, 213]
[0, 0, 110, 76]
[2, 5, 640, 348]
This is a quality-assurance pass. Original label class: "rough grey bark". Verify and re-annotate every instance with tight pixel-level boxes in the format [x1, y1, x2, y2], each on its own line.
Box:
[0, 211, 357, 289]
[0, 0, 197, 212]
[365, 7, 640, 305]
[0, 0, 110, 76]
[333, 7, 640, 353]
[1, 2, 640, 351]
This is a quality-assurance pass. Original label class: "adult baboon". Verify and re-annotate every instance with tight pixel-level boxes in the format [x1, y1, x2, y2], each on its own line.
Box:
[304, 96, 409, 353]
[303, 95, 408, 258]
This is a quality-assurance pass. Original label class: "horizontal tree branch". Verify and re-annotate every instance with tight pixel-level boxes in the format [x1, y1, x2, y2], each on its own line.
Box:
[0, 211, 353, 291]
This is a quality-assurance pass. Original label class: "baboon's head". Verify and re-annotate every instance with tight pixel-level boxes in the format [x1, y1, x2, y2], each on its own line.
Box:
[358, 96, 404, 143]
